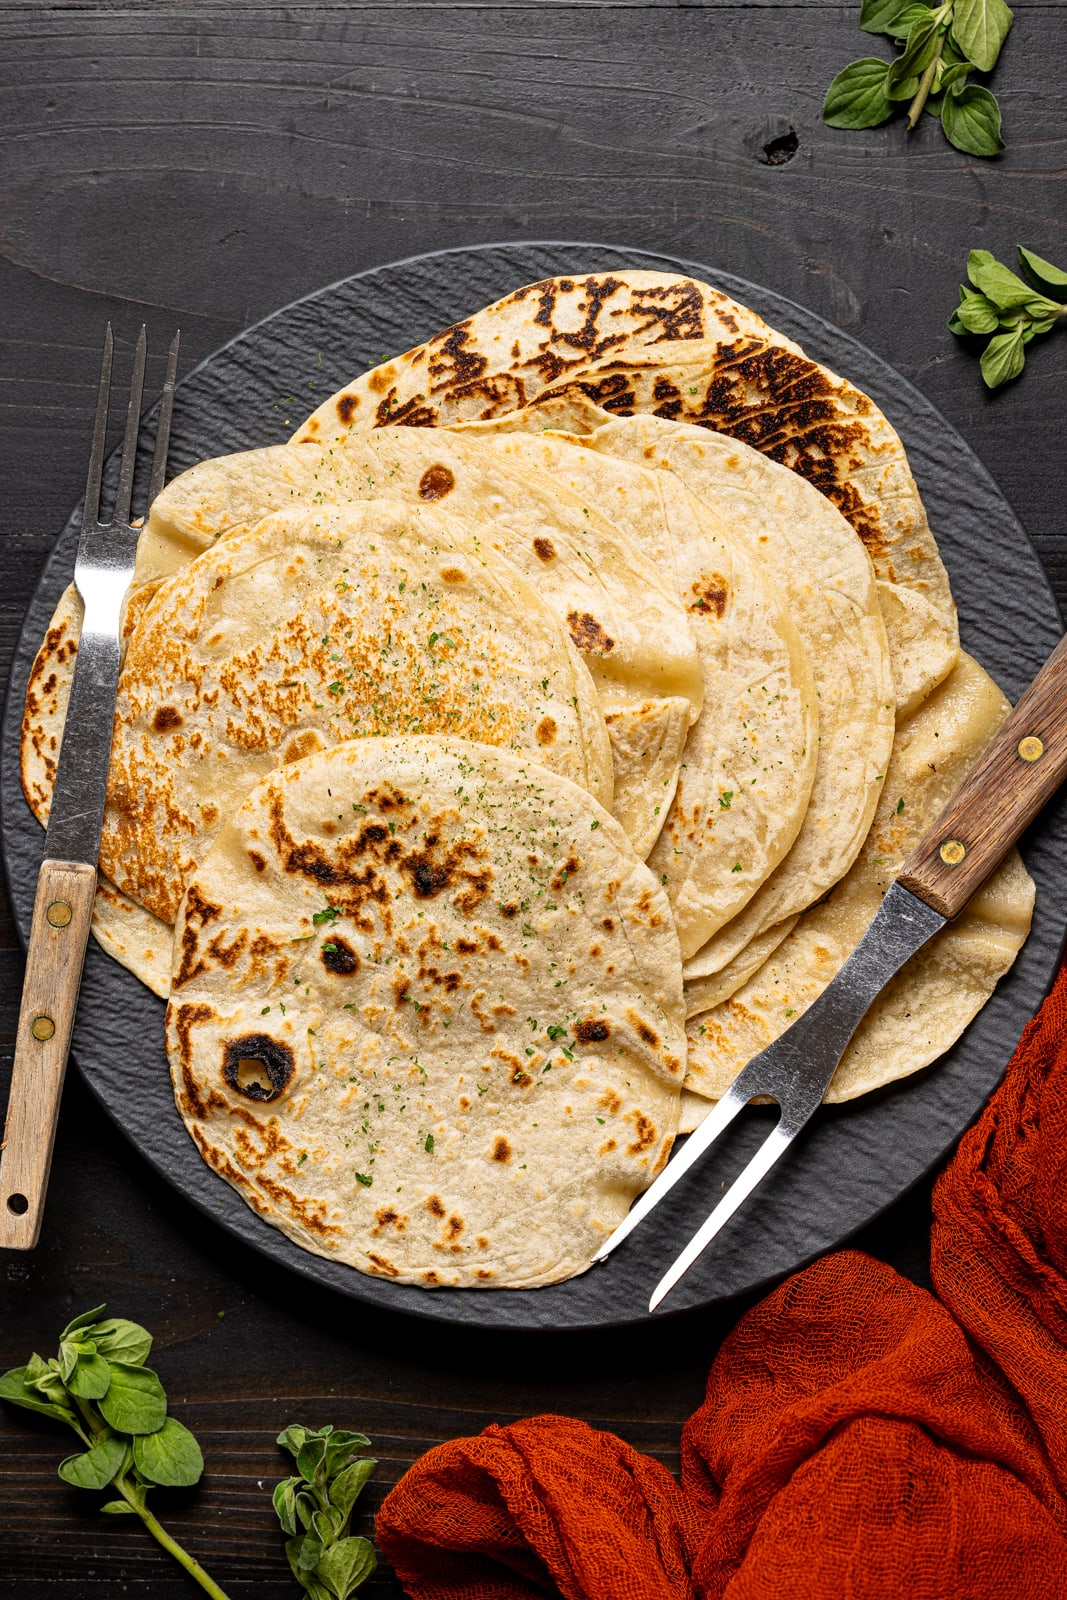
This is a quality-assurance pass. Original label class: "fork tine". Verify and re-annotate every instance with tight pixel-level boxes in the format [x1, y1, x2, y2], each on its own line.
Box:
[591, 1080, 750, 1262]
[82, 324, 114, 529]
[649, 1119, 796, 1311]
[112, 325, 147, 528]
[147, 330, 180, 509]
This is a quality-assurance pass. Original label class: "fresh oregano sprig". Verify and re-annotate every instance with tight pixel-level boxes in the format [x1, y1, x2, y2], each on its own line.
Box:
[824, 0, 1013, 156]
[0, 1306, 231, 1599]
[273, 1423, 378, 1600]
[949, 246, 1067, 387]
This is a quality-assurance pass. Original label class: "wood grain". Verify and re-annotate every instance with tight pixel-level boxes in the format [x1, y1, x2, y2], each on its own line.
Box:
[0, 2, 1064, 1593]
[0, 860, 96, 1249]
[900, 632, 1067, 917]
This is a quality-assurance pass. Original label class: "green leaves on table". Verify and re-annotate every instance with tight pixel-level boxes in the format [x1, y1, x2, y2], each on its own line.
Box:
[949, 247, 1067, 387]
[0, 1306, 229, 1600]
[274, 1423, 378, 1599]
[824, 0, 1013, 155]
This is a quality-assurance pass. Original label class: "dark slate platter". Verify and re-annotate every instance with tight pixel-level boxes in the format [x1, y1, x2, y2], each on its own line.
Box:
[3, 242, 1065, 1331]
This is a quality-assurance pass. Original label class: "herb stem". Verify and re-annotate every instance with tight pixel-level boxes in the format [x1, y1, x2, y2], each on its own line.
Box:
[113, 1475, 234, 1600]
[906, 39, 944, 129]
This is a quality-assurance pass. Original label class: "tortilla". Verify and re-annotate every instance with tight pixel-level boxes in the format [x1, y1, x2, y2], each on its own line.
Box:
[294, 269, 958, 644]
[541, 408, 897, 978]
[166, 737, 685, 1286]
[684, 653, 1036, 1107]
[26, 424, 704, 862]
[449, 415, 819, 957]
[97, 499, 612, 924]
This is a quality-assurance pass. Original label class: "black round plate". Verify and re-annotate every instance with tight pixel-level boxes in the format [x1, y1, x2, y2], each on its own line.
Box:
[3, 242, 1065, 1330]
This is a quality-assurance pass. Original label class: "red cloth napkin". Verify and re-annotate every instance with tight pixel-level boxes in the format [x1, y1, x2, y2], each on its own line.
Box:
[377, 963, 1067, 1598]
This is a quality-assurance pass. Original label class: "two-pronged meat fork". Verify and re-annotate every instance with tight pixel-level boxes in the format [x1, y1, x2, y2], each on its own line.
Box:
[596, 632, 1067, 1310]
[0, 326, 180, 1248]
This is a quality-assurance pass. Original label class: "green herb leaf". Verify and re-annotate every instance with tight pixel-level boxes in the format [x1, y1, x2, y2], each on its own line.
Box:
[313, 906, 341, 925]
[954, 289, 1001, 334]
[329, 1457, 377, 1521]
[1017, 247, 1067, 305]
[274, 1476, 302, 1536]
[59, 1305, 108, 1341]
[967, 250, 1043, 309]
[980, 324, 1026, 387]
[942, 84, 1004, 155]
[91, 1318, 153, 1367]
[66, 1352, 112, 1401]
[823, 58, 894, 128]
[886, 10, 945, 95]
[299, 1533, 325, 1572]
[950, 0, 1013, 73]
[316, 1536, 378, 1598]
[278, 1424, 314, 1458]
[860, 0, 920, 32]
[58, 1432, 127, 1491]
[97, 1363, 168, 1435]
[133, 1416, 205, 1487]
[100, 1499, 137, 1514]
[297, 1435, 330, 1487]
[0, 1364, 75, 1424]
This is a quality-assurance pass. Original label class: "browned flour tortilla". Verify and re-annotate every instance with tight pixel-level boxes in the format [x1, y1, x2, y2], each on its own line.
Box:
[167, 738, 685, 1287]
[294, 269, 958, 649]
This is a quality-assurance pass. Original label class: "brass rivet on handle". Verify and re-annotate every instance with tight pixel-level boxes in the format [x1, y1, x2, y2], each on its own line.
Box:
[31, 1015, 56, 1042]
[939, 839, 967, 866]
[46, 899, 72, 928]
[1018, 735, 1045, 763]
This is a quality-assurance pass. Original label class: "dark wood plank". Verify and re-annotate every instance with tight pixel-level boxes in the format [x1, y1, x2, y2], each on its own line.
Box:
[0, 2, 1063, 1592]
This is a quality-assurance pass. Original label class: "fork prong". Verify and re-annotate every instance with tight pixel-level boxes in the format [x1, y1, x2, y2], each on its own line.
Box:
[147, 329, 180, 510]
[649, 1119, 796, 1312]
[112, 325, 147, 528]
[82, 324, 114, 530]
[592, 1081, 750, 1263]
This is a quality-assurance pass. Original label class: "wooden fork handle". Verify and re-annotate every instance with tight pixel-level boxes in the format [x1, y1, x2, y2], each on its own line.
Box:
[0, 859, 96, 1249]
[899, 631, 1067, 920]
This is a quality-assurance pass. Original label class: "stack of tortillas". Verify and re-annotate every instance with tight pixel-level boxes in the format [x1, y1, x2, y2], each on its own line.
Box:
[22, 271, 1035, 1287]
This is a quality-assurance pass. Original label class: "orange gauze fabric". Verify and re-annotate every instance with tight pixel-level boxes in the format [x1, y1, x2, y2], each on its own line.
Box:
[377, 965, 1067, 1600]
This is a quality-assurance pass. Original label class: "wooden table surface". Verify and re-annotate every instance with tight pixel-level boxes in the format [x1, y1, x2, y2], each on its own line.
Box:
[1, 4, 1064, 1593]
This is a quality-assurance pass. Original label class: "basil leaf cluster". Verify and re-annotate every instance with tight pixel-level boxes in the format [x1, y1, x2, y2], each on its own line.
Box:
[273, 1424, 378, 1600]
[0, 1306, 229, 1600]
[949, 246, 1067, 387]
[823, 0, 1013, 156]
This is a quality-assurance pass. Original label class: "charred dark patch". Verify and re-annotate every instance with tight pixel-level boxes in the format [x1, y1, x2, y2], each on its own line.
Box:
[510, 1067, 533, 1088]
[456, 937, 479, 954]
[173, 885, 224, 989]
[440, 567, 466, 585]
[631, 280, 706, 342]
[426, 1195, 446, 1218]
[575, 1018, 611, 1044]
[533, 537, 556, 562]
[337, 394, 358, 424]
[629, 1012, 660, 1048]
[602, 917, 615, 931]
[367, 1253, 400, 1277]
[248, 850, 266, 872]
[567, 611, 614, 653]
[152, 705, 183, 733]
[223, 1034, 295, 1103]
[492, 1137, 511, 1162]
[500, 902, 519, 918]
[445, 1214, 464, 1239]
[690, 575, 729, 618]
[321, 936, 360, 976]
[627, 1113, 656, 1155]
[549, 855, 580, 893]
[536, 716, 557, 746]
[367, 784, 410, 812]
[418, 464, 455, 501]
